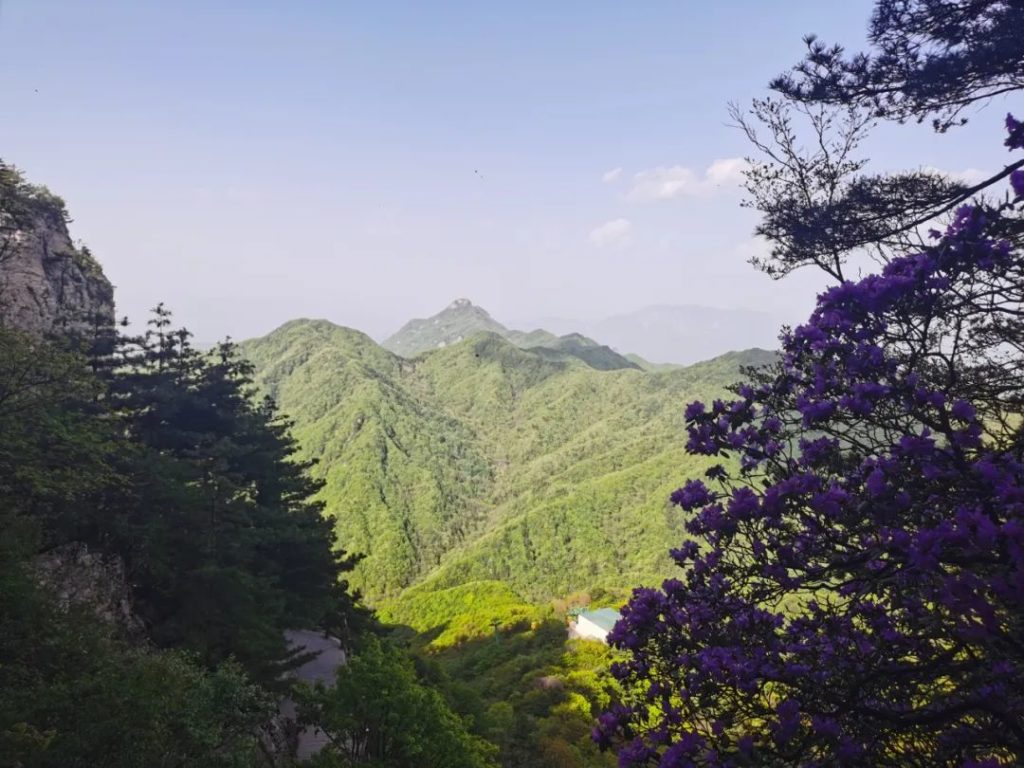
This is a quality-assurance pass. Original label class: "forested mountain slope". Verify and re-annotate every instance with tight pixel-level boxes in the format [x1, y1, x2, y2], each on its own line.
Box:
[382, 298, 640, 371]
[241, 319, 774, 603]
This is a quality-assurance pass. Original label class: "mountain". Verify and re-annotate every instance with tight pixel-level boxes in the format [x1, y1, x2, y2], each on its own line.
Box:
[382, 298, 640, 371]
[0, 163, 114, 334]
[241, 318, 774, 604]
[623, 353, 683, 372]
[537, 304, 784, 366]
[383, 298, 507, 355]
[521, 332, 643, 372]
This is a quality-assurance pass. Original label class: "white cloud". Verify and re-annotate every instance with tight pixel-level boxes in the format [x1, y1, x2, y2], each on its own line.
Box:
[628, 166, 698, 200]
[705, 157, 747, 186]
[589, 218, 632, 247]
[923, 166, 988, 186]
[627, 157, 747, 201]
[602, 167, 623, 183]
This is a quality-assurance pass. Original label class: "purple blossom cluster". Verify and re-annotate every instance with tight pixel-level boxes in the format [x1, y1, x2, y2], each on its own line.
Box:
[597, 126, 1024, 766]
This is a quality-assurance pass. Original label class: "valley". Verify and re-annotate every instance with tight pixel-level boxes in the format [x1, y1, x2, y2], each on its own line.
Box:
[240, 303, 774, 609]
[231, 301, 776, 766]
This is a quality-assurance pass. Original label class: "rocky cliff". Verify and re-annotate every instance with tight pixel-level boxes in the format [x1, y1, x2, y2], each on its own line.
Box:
[0, 162, 114, 334]
[3, 165, 127, 634]
[33, 543, 144, 637]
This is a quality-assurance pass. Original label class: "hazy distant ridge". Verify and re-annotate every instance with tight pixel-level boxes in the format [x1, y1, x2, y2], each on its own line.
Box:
[382, 298, 640, 371]
[383, 298, 781, 367]
[534, 304, 783, 365]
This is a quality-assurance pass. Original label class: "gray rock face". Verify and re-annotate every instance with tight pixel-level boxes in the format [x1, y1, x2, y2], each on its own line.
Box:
[1, 164, 114, 335]
[0, 209, 114, 334]
[33, 542, 144, 637]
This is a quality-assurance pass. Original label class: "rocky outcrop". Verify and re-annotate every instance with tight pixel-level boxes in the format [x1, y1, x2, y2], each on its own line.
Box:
[33, 542, 144, 637]
[0, 164, 114, 335]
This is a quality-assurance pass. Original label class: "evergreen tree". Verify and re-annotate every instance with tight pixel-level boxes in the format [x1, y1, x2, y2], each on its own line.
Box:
[96, 306, 365, 681]
[0, 327, 271, 768]
[773, 0, 1024, 132]
[732, 0, 1024, 282]
[0, 534, 272, 768]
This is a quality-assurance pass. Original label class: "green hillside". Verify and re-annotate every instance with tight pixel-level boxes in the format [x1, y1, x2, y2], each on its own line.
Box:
[382, 298, 639, 371]
[624, 353, 684, 372]
[241, 318, 773, 605]
[526, 333, 640, 372]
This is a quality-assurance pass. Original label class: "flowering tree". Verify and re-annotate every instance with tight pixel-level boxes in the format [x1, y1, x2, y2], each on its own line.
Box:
[595, 124, 1024, 765]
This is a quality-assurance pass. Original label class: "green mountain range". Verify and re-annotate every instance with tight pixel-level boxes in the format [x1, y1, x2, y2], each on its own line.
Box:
[241, 312, 774, 606]
[382, 298, 641, 371]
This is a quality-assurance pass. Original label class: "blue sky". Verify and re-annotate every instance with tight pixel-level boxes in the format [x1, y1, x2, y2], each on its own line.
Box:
[0, 1, 1015, 341]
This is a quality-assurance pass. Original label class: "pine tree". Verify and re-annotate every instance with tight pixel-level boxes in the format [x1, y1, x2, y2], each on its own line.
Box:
[95, 306, 366, 682]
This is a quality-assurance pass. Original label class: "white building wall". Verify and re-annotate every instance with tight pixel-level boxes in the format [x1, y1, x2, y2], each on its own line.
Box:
[574, 615, 610, 643]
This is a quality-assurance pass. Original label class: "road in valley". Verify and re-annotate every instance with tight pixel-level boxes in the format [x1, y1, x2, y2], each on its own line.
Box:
[281, 629, 347, 760]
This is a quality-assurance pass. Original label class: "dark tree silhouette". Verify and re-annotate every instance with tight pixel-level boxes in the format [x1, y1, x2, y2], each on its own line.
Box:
[772, 0, 1024, 132]
[95, 306, 367, 683]
[732, 0, 1024, 281]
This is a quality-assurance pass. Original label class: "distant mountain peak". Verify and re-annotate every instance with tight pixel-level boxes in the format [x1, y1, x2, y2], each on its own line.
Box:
[382, 299, 508, 356]
[383, 300, 639, 371]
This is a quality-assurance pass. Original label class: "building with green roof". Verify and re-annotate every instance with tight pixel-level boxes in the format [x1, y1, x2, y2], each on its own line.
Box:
[572, 607, 621, 644]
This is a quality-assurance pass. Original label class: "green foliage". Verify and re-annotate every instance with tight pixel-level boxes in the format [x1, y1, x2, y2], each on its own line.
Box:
[382, 299, 509, 357]
[0, 328, 115, 537]
[93, 307, 365, 680]
[241, 318, 772, 603]
[0, 160, 69, 227]
[623, 352, 683, 372]
[0, 516, 272, 768]
[296, 636, 498, 768]
[379, 580, 540, 650]
[241, 319, 494, 599]
[0, 308, 364, 765]
[503, 328, 560, 348]
[523, 333, 640, 372]
[381, 583, 622, 768]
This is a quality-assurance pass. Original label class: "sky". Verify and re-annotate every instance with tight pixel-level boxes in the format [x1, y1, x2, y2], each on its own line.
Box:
[0, 1, 1016, 342]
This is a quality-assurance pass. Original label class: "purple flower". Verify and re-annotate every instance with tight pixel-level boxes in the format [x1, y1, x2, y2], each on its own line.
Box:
[1011, 169, 1024, 200]
[1006, 113, 1024, 151]
[602, 136, 1024, 767]
[727, 487, 760, 520]
[811, 716, 841, 739]
[618, 739, 656, 767]
[671, 480, 714, 511]
[670, 541, 700, 564]
[865, 468, 887, 496]
[659, 733, 705, 767]
[950, 399, 977, 422]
